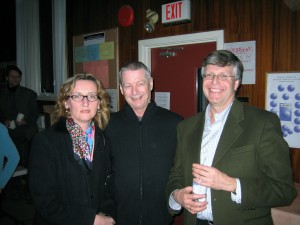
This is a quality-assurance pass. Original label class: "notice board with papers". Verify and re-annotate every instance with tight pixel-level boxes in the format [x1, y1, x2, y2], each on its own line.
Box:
[73, 27, 119, 111]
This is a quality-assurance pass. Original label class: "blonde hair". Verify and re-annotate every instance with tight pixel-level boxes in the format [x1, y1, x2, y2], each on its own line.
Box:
[53, 74, 110, 129]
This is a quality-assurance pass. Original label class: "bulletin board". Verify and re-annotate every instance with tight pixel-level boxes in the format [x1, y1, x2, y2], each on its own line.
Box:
[73, 27, 119, 112]
[265, 72, 300, 148]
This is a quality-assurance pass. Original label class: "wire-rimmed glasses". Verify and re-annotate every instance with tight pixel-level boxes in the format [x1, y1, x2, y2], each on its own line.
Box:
[202, 73, 235, 81]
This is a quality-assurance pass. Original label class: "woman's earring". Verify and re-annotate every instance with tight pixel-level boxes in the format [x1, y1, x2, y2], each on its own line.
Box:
[97, 108, 100, 113]
[65, 107, 70, 115]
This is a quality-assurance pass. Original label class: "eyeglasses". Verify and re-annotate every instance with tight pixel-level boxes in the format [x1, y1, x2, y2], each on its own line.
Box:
[69, 94, 100, 102]
[202, 73, 235, 81]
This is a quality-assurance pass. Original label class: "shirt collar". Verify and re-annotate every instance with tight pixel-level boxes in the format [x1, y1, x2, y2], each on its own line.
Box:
[205, 102, 234, 124]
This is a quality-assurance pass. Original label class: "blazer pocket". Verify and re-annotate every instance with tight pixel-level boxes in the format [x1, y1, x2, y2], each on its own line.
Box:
[229, 144, 255, 155]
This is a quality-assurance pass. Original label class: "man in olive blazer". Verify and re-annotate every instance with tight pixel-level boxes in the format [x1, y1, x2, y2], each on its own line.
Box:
[166, 50, 296, 225]
[167, 99, 296, 225]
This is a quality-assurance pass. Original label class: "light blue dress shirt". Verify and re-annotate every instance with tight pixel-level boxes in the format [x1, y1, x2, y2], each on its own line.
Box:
[169, 103, 242, 221]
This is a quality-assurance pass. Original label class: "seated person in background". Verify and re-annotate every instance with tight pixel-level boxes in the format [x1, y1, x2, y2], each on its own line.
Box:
[0, 65, 39, 167]
[0, 123, 20, 194]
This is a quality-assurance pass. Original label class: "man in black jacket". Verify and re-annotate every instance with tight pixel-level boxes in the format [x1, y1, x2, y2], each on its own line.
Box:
[0, 65, 39, 167]
[105, 61, 182, 225]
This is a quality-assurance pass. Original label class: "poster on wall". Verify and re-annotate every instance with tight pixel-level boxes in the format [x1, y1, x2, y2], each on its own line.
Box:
[224, 41, 256, 84]
[155, 92, 170, 110]
[265, 72, 300, 148]
[74, 31, 115, 89]
[106, 89, 118, 112]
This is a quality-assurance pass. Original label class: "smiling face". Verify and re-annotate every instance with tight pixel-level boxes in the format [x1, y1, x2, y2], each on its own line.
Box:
[203, 64, 240, 113]
[120, 69, 153, 117]
[65, 80, 100, 131]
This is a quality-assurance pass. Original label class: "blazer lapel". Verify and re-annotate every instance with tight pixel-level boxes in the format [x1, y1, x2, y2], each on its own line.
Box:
[186, 113, 206, 164]
[212, 100, 244, 166]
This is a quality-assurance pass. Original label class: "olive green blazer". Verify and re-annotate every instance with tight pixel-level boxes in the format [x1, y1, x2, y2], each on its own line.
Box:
[166, 99, 297, 225]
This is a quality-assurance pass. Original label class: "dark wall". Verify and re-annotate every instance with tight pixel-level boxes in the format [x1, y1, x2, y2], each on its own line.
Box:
[66, 0, 300, 182]
[66, 0, 300, 109]
[1, 0, 299, 181]
[0, 1, 16, 62]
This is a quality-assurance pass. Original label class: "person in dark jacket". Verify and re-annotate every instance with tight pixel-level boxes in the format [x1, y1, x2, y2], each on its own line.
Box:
[0, 65, 39, 167]
[105, 61, 182, 225]
[28, 74, 116, 225]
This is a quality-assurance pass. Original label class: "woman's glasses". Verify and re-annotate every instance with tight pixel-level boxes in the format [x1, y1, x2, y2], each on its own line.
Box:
[69, 94, 100, 102]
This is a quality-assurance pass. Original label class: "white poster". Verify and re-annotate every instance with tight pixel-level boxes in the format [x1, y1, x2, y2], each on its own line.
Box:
[224, 41, 256, 84]
[106, 89, 118, 112]
[265, 72, 300, 148]
[155, 92, 170, 110]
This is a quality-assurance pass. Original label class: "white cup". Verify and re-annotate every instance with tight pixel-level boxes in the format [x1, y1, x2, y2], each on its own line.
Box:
[16, 113, 24, 121]
[9, 120, 16, 129]
[192, 180, 207, 202]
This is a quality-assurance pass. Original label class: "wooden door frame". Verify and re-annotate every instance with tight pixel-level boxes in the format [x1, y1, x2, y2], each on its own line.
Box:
[138, 30, 224, 68]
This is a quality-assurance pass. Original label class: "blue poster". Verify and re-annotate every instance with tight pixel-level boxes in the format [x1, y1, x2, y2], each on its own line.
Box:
[266, 72, 300, 148]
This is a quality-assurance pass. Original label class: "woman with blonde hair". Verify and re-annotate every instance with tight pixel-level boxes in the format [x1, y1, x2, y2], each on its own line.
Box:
[29, 74, 115, 225]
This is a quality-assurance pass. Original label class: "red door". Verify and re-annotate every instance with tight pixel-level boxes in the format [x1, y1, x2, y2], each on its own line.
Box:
[151, 42, 216, 225]
[151, 42, 216, 118]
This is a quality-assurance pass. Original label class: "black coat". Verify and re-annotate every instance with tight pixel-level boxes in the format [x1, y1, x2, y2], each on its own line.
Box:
[28, 119, 115, 225]
[105, 102, 182, 225]
[0, 85, 39, 125]
[0, 85, 39, 140]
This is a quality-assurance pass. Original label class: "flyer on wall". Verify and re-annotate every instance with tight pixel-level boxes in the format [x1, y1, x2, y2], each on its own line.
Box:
[265, 72, 300, 148]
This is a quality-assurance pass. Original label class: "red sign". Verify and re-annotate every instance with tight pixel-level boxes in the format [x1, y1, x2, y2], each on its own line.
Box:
[162, 0, 191, 24]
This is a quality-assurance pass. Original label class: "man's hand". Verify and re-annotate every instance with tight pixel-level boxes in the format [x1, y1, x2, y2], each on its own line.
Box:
[94, 213, 115, 225]
[192, 163, 236, 192]
[173, 187, 207, 214]
[16, 119, 26, 126]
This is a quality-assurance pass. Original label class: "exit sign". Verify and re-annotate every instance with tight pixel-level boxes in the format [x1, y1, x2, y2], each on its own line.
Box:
[162, 0, 191, 25]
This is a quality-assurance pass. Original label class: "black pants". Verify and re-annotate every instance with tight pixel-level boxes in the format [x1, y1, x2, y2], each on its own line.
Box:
[197, 219, 214, 225]
[9, 124, 38, 167]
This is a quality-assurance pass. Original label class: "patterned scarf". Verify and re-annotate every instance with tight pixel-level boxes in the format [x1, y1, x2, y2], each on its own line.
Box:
[66, 118, 95, 169]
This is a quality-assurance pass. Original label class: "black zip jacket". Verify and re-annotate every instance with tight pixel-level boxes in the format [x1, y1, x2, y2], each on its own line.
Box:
[105, 102, 182, 225]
